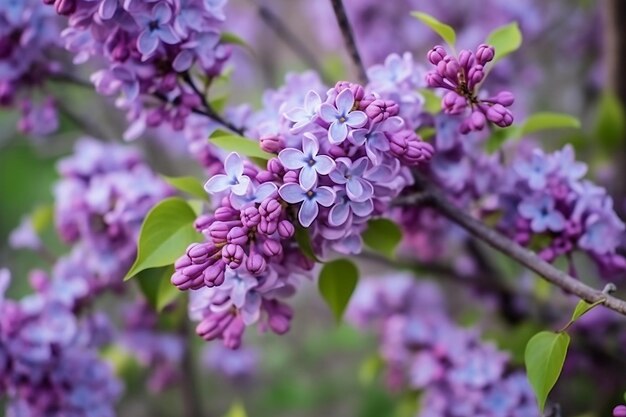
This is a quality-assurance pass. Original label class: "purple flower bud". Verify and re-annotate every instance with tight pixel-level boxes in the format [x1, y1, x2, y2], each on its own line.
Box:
[262, 239, 283, 257]
[255, 171, 274, 183]
[175, 254, 192, 269]
[437, 56, 460, 80]
[365, 99, 400, 123]
[267, 158, 285, 176]
[196, 313, 234, 340]
[246, 253, 267, 276]
[194, 215, 214, 232]
[258, 218, 278, 235]
[389, 130, 435, 165]
[358, 93, 376, 110]
[457, 50, 475, 70]
[491, 91, 515, 107]
[259, 198, 282, 220]
[427, 45, 447, 65]
[283, 170, 299, 183]
[486, 104, 514, 127]
[476, 44, 495, 65]
[55, 0, 77, 15]
[467, 110, 487, 131]
[467, 64, 485, 87]
[241, 207, 261, 228]
[442, 91, 467, 115]
[227, 227, 249, 245]
[426, 73, 447, 89]
[335, 81, 364, 102]
[265, 300, 293, 334]
[188, 242, 217, 263]
[614, 406, 626, 417]
[277, 220, 295, 239]
[204, 260, 226, 287]
[222, 244, 245, 269]
[327, 145, 347, 159]
[260, 134, 284, 153]
[214, 207, 238, 221]
[208, 222, 229, 243]
[223, 317, 245, 349]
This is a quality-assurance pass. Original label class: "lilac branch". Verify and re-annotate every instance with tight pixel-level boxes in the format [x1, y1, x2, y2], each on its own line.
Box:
[406, 175, 626, 316]
[329, 0, 368, 84]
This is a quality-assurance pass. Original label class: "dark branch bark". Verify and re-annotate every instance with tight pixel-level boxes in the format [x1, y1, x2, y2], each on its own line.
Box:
[329, 0, 368, 84]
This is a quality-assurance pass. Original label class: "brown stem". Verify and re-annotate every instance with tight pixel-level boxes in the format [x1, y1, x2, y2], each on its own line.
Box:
[329, 0, 368, 84]
[179, 321, 204, 417]
[404, 175, 626, 316]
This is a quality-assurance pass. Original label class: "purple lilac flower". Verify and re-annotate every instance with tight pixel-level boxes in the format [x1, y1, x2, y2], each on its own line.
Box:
[204, 152, 251, 195]
[279, 183, 336, 228]
[279, 133, 335, 190]
[319, 89, 367, 144]
[518, 195, 566, 233]
[203, 344, 258, 381]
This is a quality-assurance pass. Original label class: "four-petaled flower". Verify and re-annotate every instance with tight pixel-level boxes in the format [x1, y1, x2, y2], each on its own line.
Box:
[230, 182, 278, 210]
[329, 157, 373, 202]
[204, 152, 250, 196]
[284, 90, 322, 133]
[328, 190, 374, 227]
[518, 194, 566, 233]
[278, 133, 335, 190]
[135, 2, 180, 59]
[350, 116, 403, 165]
[319, 89, 367, 144]
[279, 183, 335, 228]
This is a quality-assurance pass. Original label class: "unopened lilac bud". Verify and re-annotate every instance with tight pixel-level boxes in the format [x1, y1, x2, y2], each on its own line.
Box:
[266, 301, 293, 334]
[241, 206, 261, 227]
[365, 99, 399, 123]
[259, 198, 282, 220]
[457, 50, 475, 70]
[267, 158, 285, 175]
[174, 254, 192, 270]
[260, 134, 284, 153]
[214, 206, 238, 221]
[358, 93, 376, 110]
[188, 242, 215, 263]
[258, 218, 278, 235]
[335, 81, 364, 102]
[277, 220, 295, 239]
[492, 90, 515, 107]
[223, 318, 245, 349]
[227, 227, 249, 245]
[467, 65, 485, 87]
[486, 104, 514, 127]
[256, 171, 274, 183]
[476, 44, 495, 65]
[222, 244, 245, 269]
[55, 0, 77, 15]
[327, 145, 346, 159]
[161, 73, 178, 92]
[194, 215, 214, 232]
[614, 406, 626, 417]
[427, 45, 447, 65]
[467, 110, 486, 131]
[283, 170, 298, 183]
[426, 73, 446, 89]
[437, 56, 460, 80]
[196, 313, 233, 340]
[246, 253, 267, 276]
[262, 238, 283, 257]
[208, 222, 229, 243]
[204, 261, 226, 286]
[442, 91, 467, 115]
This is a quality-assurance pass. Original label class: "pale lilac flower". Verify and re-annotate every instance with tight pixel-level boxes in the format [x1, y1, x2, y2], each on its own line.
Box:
[518, 195, 566, 233]
[278, 133, 335, 190]
[350, 116, 403, 165]
[513, 149, 555, 190]
[319, 89, 367, 144]
[329, 157, 373, 201]
[230, 182, 278, 210]
[284, 90, 322, 133]
[135, 2, 180, 59]
[221, 269, 258, 309]
[279, 183, 335, 227]
[552, 144, 587, 184]
[9, 217, 41, 251]
[328, 190, 374, 227]
[204, 152, 251, 196]
[579, 201, 625, 255]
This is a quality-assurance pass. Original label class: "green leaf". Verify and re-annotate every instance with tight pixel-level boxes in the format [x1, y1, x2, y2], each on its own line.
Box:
[31, 204, 54, 233]
[485, 126, 521, 153]
[525, 331, 570, 412]
[294, 225, 320, 262]
[210, 96, 228, 113]
[163, 175, 208, 201]
[485, 22, 522, 64]
[594, 92, 626, 153]
[223, 401, 247, 417]
[318, 259, 359, 322]
[520, 112, 581, 136]
[571, 300, 593, 322]
[136, 265, 180, 311]
[209, 130, 274, 161]
[411, 12, 456, 47]
[417, 126, 436, 141]
[124, 197, 200, 280]
[419, 89, 442, 114]
[362, 218, 403, 259]
[220, 32, 252, 53]
[358, 354, 384, 386]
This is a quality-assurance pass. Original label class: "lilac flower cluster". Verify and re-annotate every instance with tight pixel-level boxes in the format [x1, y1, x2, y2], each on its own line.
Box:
[348, 274, 539, 417]
[173, 79, 434, 348]
[45, 0, 231, 139]
[118, 300, 184, 393]
[0, 269, 122, 417]
[0, 0, 62, 135]
[426, 44, 515, 133]
[500, 145, 626, 276]
[54, 139, 172, 290]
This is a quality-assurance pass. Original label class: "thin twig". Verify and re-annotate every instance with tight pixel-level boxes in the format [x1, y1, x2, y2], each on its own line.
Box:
[249, 0, 333, 85]
[329, 0, 368, 84]
[49, 73, 94, 89]
[56, 100, 111, 140]
[181, 73, 244, 135]
[405, 175, 626, 316]
[179, 321, 204, 417]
